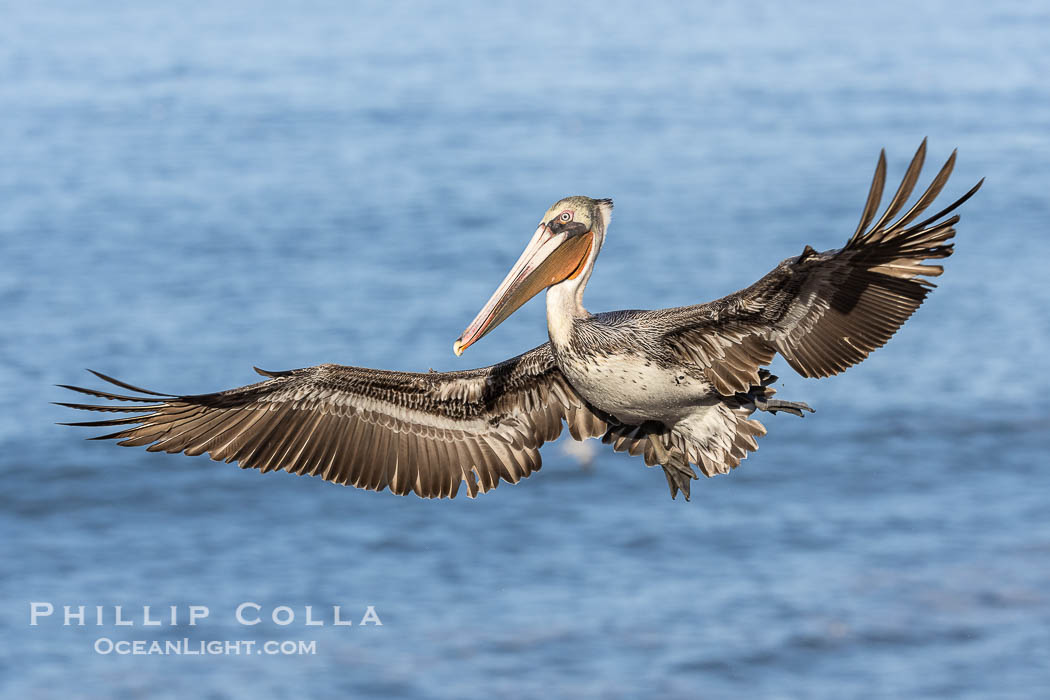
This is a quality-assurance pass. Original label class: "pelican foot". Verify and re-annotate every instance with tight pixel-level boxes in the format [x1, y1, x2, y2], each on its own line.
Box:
[661, 460, 698, 501]
[647, 433, 698, 501]
[754, 397, 814, 417]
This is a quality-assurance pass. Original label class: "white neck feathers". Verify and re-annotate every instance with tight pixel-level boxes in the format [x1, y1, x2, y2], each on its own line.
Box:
[545, 202, 610, 350]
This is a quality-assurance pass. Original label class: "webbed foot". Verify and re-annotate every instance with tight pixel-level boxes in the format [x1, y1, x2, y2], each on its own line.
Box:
[754, 397, 814, 417]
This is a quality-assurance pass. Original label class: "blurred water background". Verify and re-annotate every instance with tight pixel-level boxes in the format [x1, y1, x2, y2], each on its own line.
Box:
[2, 1, 1048, 697]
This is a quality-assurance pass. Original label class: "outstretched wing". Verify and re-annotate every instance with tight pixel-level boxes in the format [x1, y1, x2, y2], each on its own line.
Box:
[658, 140, 983, 395]
[58, 344, 608, 498]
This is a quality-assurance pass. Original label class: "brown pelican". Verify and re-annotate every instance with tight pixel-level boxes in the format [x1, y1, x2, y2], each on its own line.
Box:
[60, 142, 981, 500]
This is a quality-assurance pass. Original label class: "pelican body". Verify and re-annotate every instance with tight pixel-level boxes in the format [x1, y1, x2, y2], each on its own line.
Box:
[61, 143, 982, 500]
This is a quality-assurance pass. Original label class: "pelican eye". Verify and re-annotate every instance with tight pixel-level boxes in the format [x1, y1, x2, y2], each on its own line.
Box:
[559, 212, 572, 222]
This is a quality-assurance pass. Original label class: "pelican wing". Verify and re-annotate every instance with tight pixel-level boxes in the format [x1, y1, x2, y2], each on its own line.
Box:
[58, 344, 608, 498]
[659, 141, 983, 395]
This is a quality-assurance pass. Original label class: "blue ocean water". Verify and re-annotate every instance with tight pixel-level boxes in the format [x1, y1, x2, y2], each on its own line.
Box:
[2, 1, 1048, 697]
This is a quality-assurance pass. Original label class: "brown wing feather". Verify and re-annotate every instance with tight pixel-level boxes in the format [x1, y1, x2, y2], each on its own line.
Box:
[662, 142, 982, 394]
[59, 344, 608, 499]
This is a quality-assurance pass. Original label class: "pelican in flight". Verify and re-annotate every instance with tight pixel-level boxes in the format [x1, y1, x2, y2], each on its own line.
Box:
[60, 142, 981, 500]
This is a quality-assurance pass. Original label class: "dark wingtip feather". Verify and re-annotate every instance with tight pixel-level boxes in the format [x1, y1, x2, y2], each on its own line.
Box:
[868, 139, 928, 234]
[849, 149, 888, 245]
[56, 383, 164, 403]
[88, 429, 136, 441]
[54, 401, 113, 410]
[86, 369, 169, 396]
[253, 366, 293, 378]
[58, 414, 147, 427]
[903, 176, 984, 235]
[53, 401, 159, 413]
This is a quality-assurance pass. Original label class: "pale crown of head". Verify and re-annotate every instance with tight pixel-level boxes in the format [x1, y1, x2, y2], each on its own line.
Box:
[540, 196, 614, 234]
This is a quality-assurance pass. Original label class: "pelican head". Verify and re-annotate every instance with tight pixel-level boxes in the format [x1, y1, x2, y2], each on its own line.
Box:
[454, 196, 613, 356]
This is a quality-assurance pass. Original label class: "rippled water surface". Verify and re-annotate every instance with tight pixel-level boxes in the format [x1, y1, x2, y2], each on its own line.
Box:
[2, 1, 1049, 697]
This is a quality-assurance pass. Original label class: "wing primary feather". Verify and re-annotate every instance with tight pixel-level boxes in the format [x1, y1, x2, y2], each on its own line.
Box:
[868, 138, 927, 234]
[215, 408, 271, 464]
[56, 384, 164, 403]
[898, 178, 983, 237]
[227, 405, 285, 467]
[848, 149, 887, 246]
[879, 150, 957, 235]
[186, 409, 259, 458]
[86, 370, 171, 396]
[53, 401, 161, 413]
[145, 406, 232, 453]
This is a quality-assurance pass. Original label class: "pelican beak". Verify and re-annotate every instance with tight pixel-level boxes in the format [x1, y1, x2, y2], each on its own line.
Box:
[454, 223, 593, 355]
